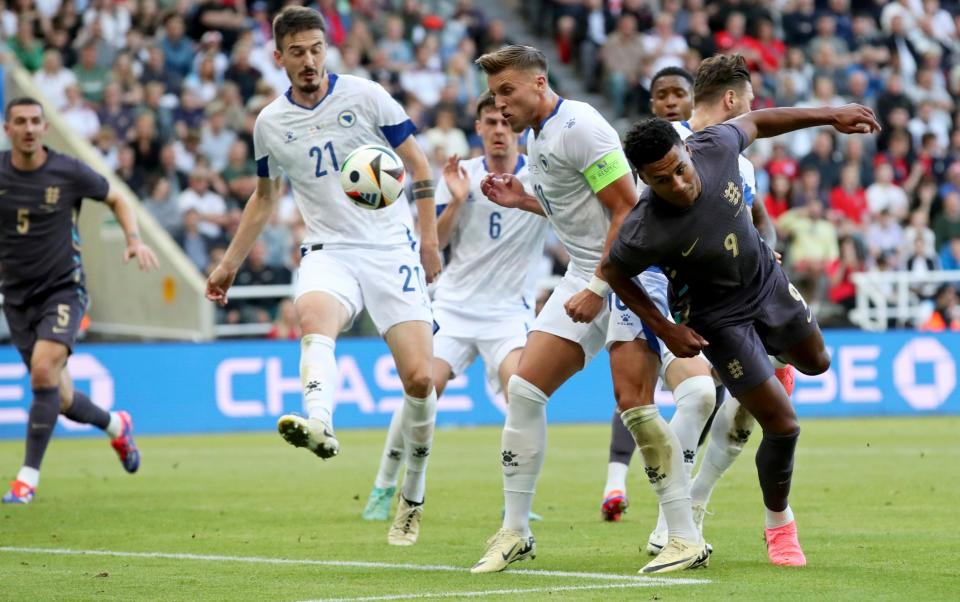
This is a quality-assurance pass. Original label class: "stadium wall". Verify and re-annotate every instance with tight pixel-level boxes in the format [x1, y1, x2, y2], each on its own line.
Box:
[1, 60, 215, 340]
[0, 331, 957, 439]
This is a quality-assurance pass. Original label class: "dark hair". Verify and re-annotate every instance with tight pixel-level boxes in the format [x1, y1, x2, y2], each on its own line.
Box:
[693, 54, 751, 106]
[476, 45, 547, 76]
[4, 97, 44, 120]
[273, 6, 326, 50]
[650, 67, 694, 92]
[623, 118, 682, 168]
[475, 90, 497, 118]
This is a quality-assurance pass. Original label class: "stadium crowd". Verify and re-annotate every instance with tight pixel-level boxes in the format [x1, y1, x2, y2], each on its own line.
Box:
[1, 0, 959, 331]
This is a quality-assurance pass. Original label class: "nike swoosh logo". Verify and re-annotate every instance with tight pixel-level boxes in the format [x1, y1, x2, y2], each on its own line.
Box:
[806, 307, 813, 323]
[501, 542, 519, 561]
[681, 238, 699, 257]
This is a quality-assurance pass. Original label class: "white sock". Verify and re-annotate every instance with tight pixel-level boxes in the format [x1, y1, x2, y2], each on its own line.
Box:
[400, 388, 437, 504]
[501, 375, 548, 537]
[765, 505, 795, 529]
[105, 412, 122, 439]
[16, 466, 39, 488]
[300, 334, 338, 427]
[374, 403, 405, 490]
[621, 405, 699, 542]
[653, 375, 716, 533]
[604, 461, 629, 496]
[690, 397, 755, 506]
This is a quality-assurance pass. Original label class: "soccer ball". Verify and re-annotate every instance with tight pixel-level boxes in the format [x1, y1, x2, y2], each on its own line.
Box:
[339, 144, 406, 210]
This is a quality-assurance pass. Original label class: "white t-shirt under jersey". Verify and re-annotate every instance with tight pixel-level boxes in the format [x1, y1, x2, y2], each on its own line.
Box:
[253, 73, 419, 248]
[526, 98, 632, 279]
[432, 155, 547, 319]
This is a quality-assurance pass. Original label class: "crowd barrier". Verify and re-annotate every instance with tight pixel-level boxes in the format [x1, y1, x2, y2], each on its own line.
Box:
[0, 331, 956, 438]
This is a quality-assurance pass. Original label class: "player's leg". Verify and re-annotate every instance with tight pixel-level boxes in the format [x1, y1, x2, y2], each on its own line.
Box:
[602, 409, 635, 522]
[3, 340, 66, 504]
[646, 355, 716, 552]
[610, 340, 708, 574]
[382, 320, 435, 545]
[59, 369, 140, 473]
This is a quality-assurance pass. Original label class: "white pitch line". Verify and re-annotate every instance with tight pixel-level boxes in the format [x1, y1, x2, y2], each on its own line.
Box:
[0, 546, 710, 587]
[299, 581, 680, 602]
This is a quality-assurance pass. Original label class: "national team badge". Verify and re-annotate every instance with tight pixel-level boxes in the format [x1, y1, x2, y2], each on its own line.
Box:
[338, 110, 357, 128]
[723, 181, 741, 206]
[45, 186, 60, 205]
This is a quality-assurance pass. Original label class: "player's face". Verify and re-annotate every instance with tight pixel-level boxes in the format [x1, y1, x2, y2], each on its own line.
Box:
[275, 29, 327, 94]
[639, 145, 701, 207]
[650, 76, 693, 122]
[4, 104, 47, 155]
[475, 107, 517, 158]
[487, 68, 546, 133]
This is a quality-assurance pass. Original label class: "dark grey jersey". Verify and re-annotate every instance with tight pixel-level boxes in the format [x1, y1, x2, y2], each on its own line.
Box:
[0, 148, 109, 304]
[609, 123, 779, 331]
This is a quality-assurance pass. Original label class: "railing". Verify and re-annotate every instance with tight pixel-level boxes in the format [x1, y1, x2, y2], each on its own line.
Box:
[213, 284, 294, 338]
[851, 270, 960, 331]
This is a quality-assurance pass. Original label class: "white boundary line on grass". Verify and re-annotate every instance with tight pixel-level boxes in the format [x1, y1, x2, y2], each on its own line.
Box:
[0, 546, 711, 588]
[299, 582, 677, 602]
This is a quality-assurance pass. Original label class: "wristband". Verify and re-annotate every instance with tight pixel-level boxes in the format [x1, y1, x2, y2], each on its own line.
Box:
[587, 275, 610, 297]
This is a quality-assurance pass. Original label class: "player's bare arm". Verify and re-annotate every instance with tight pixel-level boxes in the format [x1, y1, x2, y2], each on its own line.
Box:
[395, 136, 441, 282]
[565, 173, 636, 324]
[600, 256, 708, 357]
[103, 188, 159, 271]
[206, 176, 281, 305]
[436, 155, 469, 249]
[480, 173, 546, 216]
[730, 104, 881, 147]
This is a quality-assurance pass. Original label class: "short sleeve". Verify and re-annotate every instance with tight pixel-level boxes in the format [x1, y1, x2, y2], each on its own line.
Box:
[369, 82, 417, 148]
[699, 123, 750, 155]
[71, 158, 109, 202]
[253, 114, 280, 179]
[607, 203, 659, 277]
[565, 114, 630, 194]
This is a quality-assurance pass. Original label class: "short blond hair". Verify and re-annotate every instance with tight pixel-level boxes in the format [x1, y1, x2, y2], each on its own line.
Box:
[475, 45, 547, 76]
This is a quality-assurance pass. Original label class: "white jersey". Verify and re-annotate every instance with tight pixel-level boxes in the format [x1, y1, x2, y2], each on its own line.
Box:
[432, 155, 547, 316]
[673, 120, 757, 207]
[253, 74, 418, 248]
[526, 98, 632, 279]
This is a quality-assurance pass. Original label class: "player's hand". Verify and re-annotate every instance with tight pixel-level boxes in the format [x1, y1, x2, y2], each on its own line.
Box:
[831, 104, 881, 135]
[662, 323, 709, 358]
[564, 288, 605, 323]
[124, 240, 160, 271]
[206, 264, 238, 306]
[774, 250, 783, 265]
[442, 155, 470, 203]
[420, 243, 442, 283]
[480, 173, 526, 208]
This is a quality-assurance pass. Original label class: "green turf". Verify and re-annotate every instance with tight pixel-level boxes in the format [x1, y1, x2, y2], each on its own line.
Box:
[1, 417, 959, 601]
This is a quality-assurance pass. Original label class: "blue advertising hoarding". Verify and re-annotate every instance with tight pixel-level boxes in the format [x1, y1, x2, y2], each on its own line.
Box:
[0, 331, 957, 439]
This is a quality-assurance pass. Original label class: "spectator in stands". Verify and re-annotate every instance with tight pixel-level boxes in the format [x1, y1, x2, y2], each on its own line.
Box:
[33, 48, 75, 109]
[830, 164, 868, 226]
[801, 130, 842, 192]
[783, 0, 817, 48]
[93, 125, 120, 170]
[642, 13, 687, 76]
[379, 14, 414, 71]
[177, 168, 227, 240]
[221, 140, 258, 208]
[74, 42, 111, 104]
[98, 83, 135, 142]
[866, 163, 910, 221]
[906, 234, 941, 301]
[143, 176, 181, 235]
[578, 0, 612, 93]
[940, 236, 960, 271]
[601, 13, 645, 119]
[423, 106, 470, 165]
[400, 41, 446, 108]
[267, 299, 302, 340]
[933, 192, 960, 251]
[60, 83, 101, 142]
[184, 55, 219, 105]
[765, 174, 793, 222]
[141, 44, 183, 95]
[684, 9, 716, 60]
[778, 198, 840, 304]
[903, 208, 938, 258]
[827, 236, 866, 314]
[176, 208, 218, 273]
[160, 14, 193, 78]
[232, 241, 293, 324]
[8, 16, 42, 72]
[199, 104, 237, 173]
[843, 135, 875, 187]
[920, 284, 960, 331]
[792, 166, 825, 209]
[116, 144, 146, 196]
[866, 209, 906, 266]
[941, 163, 960, 200]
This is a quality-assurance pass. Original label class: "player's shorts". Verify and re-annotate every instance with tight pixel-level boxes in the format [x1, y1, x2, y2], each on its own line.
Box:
[532, 268, 668, 367]
[432, 302, 531, 390]
[296, 243, 432, 335]
[701, 269, 819, 397]
[2, 285, 89, 366]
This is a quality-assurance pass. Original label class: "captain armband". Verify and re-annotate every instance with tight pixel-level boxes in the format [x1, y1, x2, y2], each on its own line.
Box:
[584, 150, 631, 193]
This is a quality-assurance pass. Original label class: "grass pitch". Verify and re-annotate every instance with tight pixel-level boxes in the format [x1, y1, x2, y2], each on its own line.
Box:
[1, 417, 958, 601]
